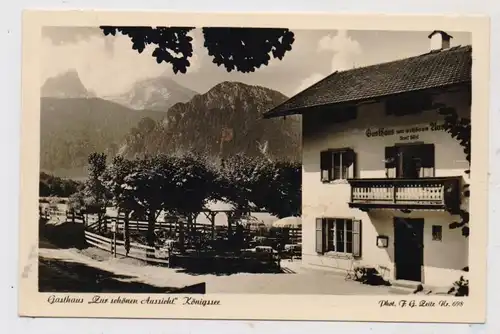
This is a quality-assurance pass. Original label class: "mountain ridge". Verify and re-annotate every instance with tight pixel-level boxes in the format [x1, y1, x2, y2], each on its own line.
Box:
[122, 80, 301, 162]
[39, 74, 301, 179]
[41, 69, 95, 99]
[102, 76, 199, 112]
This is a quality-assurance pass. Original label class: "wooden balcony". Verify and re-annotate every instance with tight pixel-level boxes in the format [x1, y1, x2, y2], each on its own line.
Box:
[347, 177, 462, 213]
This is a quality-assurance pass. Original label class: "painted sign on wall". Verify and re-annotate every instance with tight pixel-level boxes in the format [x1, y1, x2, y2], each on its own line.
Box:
[365, 122, 446, 141]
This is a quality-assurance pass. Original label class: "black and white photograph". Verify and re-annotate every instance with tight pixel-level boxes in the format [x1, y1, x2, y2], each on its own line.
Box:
[18, 11, 490, 322]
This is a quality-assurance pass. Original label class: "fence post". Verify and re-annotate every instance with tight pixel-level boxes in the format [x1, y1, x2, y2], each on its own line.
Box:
[113, 232, 117, 257]
[111, 219, 117, 257]
[210, 213, 216, 241]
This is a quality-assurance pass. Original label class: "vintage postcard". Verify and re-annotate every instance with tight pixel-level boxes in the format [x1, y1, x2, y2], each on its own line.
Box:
[19, 11, 490, 322]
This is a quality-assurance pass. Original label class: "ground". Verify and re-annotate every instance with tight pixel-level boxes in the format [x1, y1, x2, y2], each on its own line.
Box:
[39, 240, 397, 295]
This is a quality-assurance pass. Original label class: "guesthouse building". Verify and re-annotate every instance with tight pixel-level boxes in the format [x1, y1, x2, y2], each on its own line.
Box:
[264, 31, 471, 288]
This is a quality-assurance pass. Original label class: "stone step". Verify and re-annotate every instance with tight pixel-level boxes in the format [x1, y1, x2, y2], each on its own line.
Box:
[389, 285, 417, 295]
[391, 279, 422, 289]
[389, 279, 423, 294]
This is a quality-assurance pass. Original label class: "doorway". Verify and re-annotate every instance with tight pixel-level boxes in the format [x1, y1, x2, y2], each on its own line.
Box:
[396, 144, 423, 179]
[385, 143, 435, 179]
[393, 217, 424, 282]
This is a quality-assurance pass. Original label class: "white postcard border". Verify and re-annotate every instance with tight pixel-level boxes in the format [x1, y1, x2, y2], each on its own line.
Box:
[19, 10, 490, 323]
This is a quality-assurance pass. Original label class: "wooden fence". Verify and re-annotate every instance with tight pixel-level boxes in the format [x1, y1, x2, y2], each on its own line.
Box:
[39, 199, 302, 245]
[84, 230, 170, 266]
[100, 219, 301, 245]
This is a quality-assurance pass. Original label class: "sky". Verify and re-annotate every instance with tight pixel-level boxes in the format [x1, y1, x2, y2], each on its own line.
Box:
[41, 27, 472, 98]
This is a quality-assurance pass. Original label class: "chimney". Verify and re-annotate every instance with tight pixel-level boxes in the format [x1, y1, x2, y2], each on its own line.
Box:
[428, 30, 453, 51]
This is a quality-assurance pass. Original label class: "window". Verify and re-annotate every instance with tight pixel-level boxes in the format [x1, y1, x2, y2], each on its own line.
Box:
[320, 149, 357, 182]
[432, 225, 442, 241]
[385, 144, 435, 178]
[315, 218, 362, 256]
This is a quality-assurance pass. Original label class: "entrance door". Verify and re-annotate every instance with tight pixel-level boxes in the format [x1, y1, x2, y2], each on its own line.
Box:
[394, 217, 424, 282]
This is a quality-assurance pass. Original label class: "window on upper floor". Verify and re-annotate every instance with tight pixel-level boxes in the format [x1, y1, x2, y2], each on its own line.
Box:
[320, 148, 357, 182]
[384, 143, 435, 178]
[315, 217, 362, 257]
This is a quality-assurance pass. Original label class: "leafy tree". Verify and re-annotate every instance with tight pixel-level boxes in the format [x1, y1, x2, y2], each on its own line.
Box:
[39, 172, 81, 198]
[84, 152, 110, 232]
[255, 160, 302, 218]
[215, 153, 258, 213]
[100, 26, 295, 74]
[165, 153, 217, 217]
[438, 105, 471, 237]
[121, 155, 169, 251]
[215, 154, 302, 219]
[67, 191, 86, 213]
[103, 156, 137, 254]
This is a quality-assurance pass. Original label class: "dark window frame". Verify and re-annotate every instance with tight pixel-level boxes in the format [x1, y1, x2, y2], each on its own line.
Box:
[432, 225, 443, 241]
[320, 148, 357, 183]
[315, 217, 362, 257]
[384, 143, 435, 179]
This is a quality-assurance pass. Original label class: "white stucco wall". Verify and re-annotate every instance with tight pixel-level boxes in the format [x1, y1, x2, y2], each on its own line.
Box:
[301, 90, 470, 287]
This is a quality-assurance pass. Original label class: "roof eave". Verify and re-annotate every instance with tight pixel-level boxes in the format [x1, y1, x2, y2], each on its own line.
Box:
[263, 81, 471, 119]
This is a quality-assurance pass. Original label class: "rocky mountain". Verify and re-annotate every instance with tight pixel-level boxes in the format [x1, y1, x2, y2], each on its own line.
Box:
[40, 97, 165, 179]
[103, 76, 198, 112]
[39, 75, 301, 179]
[41, 69, 95, 99]
[121, 81, 301, 161]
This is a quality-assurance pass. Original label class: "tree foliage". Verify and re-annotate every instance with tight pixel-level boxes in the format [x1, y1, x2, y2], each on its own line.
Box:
[100, 26, 295, 74]
[162, 153, 218, 218]
[103, 156, 137, 212]
[438, 105, 471, 238]
[97, 151, 301, 221]
[39, 172, 82, 197]
[82, 153, 111, 231]
[80, 149, 301, 248]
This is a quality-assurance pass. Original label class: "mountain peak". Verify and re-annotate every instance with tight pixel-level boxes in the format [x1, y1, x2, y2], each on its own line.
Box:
[41, 69, 93, 99]
[103, 75, 198, 112]
[157, 81, 298, 160]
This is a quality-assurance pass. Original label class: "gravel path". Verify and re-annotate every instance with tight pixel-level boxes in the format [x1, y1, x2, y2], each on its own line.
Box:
[39, 244, 393, 295]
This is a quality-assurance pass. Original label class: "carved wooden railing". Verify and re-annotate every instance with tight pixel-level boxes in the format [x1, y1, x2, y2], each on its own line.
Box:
[347, 177, 462, 213]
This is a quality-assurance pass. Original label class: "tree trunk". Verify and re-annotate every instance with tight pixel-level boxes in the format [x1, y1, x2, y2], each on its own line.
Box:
[123, 211, 130, 256]
[146, 211, 156, 257]
[179, 218, 185, 254]
[98, 213, 103, 234]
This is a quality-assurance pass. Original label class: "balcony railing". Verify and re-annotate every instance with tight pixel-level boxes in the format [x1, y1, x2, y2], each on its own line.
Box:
[347, 177, 462, 213]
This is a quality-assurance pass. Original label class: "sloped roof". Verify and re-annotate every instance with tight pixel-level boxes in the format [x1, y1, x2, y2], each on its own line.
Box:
[264, 45, 472, 118]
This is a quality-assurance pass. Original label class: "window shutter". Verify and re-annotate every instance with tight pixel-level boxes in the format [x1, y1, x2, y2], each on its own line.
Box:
[343, 149, 357, 179]
[385, 146, 397, 178]
[352, 219, 362, 257]
[315, 218, 325, 254]
[350, 151, 357, 179]
[420, 144, 435, 177]
[320, 151, 331, 170]
[320, 151, 331, 182]
[385, 146, 397, 168]
[420, 144, 435, 168]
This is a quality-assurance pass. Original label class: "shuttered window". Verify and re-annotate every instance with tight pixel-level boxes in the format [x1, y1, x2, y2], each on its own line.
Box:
[385, 144, 435, 178]
[352, 219, 362, 257]
[316, 217, 362, 257]
[315, 218, 324, 254]
[419, 144, 435, 177]
[320, 148, 357, 182]
[385, 146, 398, 178]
